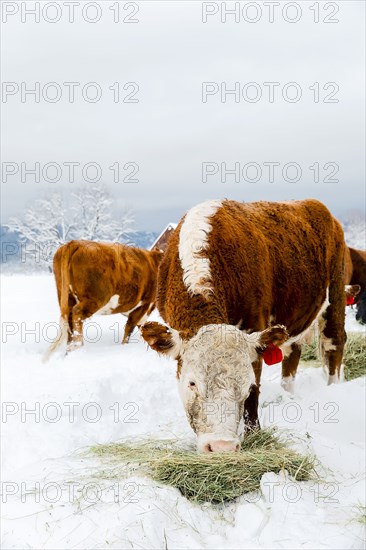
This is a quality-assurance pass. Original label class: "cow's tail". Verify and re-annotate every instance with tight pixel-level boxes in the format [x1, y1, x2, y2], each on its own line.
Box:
[43, 243, 74, 362]
[43, 316, 69, 362]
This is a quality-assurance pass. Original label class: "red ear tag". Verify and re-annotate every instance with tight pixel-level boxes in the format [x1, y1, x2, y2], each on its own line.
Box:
[263, 343, 283, 366]
[346, 296, 355, 306]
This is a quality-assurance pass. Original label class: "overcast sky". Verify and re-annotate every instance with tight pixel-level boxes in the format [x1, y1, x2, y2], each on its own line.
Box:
[2, 1, 365, 231]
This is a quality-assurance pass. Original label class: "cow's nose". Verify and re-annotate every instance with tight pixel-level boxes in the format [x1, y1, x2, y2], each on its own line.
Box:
[203, 440, 240, 453]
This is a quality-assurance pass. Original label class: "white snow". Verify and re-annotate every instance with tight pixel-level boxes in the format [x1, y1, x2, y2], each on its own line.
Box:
[1, 274, 365, 549]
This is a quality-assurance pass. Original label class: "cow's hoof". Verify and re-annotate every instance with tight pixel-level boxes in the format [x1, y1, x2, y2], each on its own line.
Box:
[327, 374, 341, 385]
[66, 342, 83, 353]
[281, 375, 295, 394]
[339, 363, 345, 382]
[323, 365, 343, 385]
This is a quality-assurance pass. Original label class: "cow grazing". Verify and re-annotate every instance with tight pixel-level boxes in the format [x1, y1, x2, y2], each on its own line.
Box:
[141, 199, 347, 453]
[45, 240, 163, 359]
[345, 247, 366, 323]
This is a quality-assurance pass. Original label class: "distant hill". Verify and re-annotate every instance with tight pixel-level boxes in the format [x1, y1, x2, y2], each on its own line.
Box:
[127, 231, 158, 249]
[1, 226, 20, 264]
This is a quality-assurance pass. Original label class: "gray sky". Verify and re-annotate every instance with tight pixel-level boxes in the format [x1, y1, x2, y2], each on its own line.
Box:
[2, 0, 365, 231]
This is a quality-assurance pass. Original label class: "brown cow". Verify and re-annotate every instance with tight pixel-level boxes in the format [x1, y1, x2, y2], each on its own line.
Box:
[141, 199, 347, 452]
[345, 247, 366, 323]
[45, 240, 163, 359]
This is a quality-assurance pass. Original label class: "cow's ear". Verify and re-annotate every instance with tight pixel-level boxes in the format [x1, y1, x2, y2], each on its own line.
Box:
[256, 325, 289, 349]
[140, 322, 183, 359]
[243, 324, 289, 360]
[345, 284, 361, 299]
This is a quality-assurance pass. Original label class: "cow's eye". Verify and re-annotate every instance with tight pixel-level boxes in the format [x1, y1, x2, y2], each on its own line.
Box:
[189, 381, 196, 388]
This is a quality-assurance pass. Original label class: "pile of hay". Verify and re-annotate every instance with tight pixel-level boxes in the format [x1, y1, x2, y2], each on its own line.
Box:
[300, 339, 318, 362]
[301, 332, 366, 381]
[343, 333, 366, 381]
[91, 429, 316, 504]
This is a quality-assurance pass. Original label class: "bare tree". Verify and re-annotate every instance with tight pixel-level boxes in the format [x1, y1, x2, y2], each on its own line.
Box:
[5, 192, 75, 269]
[72, 185, 134, 242]
[5, 185, 135, 270]
[6, 192, 74, 247]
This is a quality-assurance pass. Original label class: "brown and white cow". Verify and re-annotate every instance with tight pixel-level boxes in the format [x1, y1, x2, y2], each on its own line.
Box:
[345, 247, 366, 323]
[141, 199, 347, 452]
[45, 240, 163, 359]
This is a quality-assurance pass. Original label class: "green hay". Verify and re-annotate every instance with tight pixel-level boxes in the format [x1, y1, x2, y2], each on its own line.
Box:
[301, 340, 318, 362]
[91, 429, 316, 504]
[343, 333, 366, 381]
[301, 332, 366, 381]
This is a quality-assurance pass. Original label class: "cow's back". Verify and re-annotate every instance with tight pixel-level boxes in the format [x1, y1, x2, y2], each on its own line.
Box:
[53, 240, 160, 310]
[68, 241, 159, 307]
[157, 199, 345, 337]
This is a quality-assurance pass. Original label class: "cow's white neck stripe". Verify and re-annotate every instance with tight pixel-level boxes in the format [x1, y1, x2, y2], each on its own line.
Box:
[179, 200, 222, 297]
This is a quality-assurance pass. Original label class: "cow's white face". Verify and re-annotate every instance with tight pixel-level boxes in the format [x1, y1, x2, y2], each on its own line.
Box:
[141, 322, 288, 453]
[177, 325, 255, 452]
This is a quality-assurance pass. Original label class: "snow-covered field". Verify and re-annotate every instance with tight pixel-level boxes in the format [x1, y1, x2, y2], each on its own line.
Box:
[1, 274, 365, 550]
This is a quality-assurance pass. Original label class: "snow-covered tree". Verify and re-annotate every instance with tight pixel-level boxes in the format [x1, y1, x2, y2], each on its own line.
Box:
[343, 210, 366, 250]
[5, 185, 135, 270]
[71, 185, 134, 242]
[5, 192, 74, 270]
[6, 192, 74, 247]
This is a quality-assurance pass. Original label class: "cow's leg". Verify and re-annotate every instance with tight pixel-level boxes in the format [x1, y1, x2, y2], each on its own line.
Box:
[356, 291, 366, 324]
[67, 300, 97, 352]
[122, 302, 151, 344]
[66, 294, 76, 345]
[319, 290, 347, 385]
[244, 359, 262, 431]
[281, 343, 301, 393]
